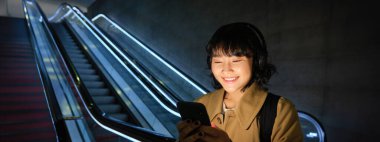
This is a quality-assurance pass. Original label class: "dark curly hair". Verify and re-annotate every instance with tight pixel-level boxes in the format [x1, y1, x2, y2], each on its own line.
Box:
[206, 22, 276, 91]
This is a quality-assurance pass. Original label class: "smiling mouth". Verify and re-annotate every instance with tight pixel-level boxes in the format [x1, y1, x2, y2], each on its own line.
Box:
[223, 77, 238, 83]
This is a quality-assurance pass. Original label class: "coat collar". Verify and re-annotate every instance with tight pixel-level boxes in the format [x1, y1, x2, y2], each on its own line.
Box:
[207, 83, 268, 130]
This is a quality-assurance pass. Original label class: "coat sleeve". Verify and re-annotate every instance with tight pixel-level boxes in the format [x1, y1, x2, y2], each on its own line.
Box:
[271, 97, 304, 142]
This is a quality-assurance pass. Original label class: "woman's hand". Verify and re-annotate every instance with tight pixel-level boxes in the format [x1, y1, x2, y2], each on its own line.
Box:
[177, 120, 202, 142]
[177, 120, 231, 142]
[198, 125, 231, 142]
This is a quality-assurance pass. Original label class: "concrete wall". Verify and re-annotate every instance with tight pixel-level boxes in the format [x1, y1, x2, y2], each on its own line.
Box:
[0, 0, 23, 18]
[88, 0, 380, 141]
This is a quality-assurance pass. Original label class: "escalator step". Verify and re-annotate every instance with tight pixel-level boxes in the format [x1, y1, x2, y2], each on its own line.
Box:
[70, 55, 85, 60]
[69, 53, 85, 59]
[62, 41, 76, 45]
[74, 63, 92, 69]
[92, 96, 116, 104]
[66, 48, 82, 54]
[61, 38, 75, 43]
[64, 43, 78, 47]
[84, 81, 104, 88]
[77, 68, 96, 75]
[98, 104, 122, 113]
[69, 52, 86, 58]
[74, 63, 92, 70]
[64, 45, 79, 49]
[109, 113, 128, 121]
[80, 74, 100, 81]
[66, 49, 82, 54]
[65, 45, 79, 50]
[72, 57, 88, 64]
[88, 88, 109, 96]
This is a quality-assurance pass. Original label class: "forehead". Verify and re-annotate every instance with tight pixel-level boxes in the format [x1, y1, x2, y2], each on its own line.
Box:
[211, 48, 248, 57]
[210, 43, 253, 57]
[212, 55, 249, 60]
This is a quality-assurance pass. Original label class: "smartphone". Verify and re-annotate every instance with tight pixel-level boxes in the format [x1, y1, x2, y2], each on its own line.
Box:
[177, 101, 211, 126]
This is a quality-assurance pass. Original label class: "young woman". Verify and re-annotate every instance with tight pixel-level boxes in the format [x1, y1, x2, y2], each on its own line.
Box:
[177, 23, 303, 142]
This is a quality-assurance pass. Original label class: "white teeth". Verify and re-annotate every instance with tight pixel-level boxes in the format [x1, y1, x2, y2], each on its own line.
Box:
[224, 77, 237, 81]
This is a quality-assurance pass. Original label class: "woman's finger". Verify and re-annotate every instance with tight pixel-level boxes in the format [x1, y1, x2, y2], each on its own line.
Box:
[178, 120, 202, 140]
[182, 131, 204, 142]
[177, 119, 191, 132]
[198, 126, 231, 141]
[198, 126, 220, 137]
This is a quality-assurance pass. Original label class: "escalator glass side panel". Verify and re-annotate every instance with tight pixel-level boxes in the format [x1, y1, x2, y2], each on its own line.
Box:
[92, 15, 208, 101]
[73, 8, 180, 111]
[56, 5, 180, 138]
[51, 22, 138, 124]
[22, 0, 94, 141]
[71, 9, 184, 138]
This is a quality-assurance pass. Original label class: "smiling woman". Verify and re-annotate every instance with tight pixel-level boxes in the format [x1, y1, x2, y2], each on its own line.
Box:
[176, 23, 304, 142]
[211, 55, 253, 109]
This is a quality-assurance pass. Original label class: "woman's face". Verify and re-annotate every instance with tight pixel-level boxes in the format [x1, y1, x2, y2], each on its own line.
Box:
[211, 54, 253, 95]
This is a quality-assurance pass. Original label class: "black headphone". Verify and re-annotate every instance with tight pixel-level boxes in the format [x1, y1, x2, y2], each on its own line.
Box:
[244, 23, 266, 51]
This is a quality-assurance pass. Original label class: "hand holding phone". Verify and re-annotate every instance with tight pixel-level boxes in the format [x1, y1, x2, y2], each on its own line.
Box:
[177, 101, 211, 126]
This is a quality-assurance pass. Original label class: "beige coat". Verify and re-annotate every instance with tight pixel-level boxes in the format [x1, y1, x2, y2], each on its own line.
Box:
[196, 84, 303, 142]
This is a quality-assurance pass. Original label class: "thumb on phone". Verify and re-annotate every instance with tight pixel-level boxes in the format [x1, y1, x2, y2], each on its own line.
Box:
[211, 122, 218, 128]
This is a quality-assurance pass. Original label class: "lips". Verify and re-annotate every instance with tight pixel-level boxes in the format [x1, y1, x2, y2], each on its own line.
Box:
[222, 77, 239, 83]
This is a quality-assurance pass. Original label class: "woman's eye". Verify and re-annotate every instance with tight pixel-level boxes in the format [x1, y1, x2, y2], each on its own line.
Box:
[213, 61, 222, 64]
[232, 60, 242, 63]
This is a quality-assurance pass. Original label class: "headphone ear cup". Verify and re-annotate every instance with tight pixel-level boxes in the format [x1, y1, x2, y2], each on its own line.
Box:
[245, 24, 265, 49]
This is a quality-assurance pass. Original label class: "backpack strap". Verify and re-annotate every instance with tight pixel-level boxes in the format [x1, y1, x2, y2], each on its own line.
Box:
[257, 93, 280, 142]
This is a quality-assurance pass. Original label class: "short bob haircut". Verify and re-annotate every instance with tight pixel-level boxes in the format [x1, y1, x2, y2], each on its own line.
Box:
[206, 22, 276, 91]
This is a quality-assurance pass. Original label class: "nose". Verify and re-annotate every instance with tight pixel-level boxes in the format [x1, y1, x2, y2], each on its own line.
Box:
[222, 62, 233, 72]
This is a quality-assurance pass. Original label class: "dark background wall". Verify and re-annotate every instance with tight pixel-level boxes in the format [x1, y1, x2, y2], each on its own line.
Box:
[88, 0, 380, 141]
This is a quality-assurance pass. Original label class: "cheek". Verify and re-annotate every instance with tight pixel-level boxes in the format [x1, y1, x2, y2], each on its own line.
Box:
[241, 64, 253, 77]
[211, 68, 219, 79]
[211, 64, 219, 74]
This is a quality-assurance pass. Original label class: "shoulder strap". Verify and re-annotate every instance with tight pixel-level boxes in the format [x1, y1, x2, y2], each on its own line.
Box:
[257, 93, 280, 142]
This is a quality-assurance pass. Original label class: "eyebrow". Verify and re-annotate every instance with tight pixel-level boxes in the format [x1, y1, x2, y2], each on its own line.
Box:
[212, 54, 246, 58]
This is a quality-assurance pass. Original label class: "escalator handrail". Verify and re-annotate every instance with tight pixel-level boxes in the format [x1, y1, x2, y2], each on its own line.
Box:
[73, 7, 180, 117]
[91, 14, 210, 95]
[30, 2, 176, 142]
[58, 4, 177, 137]
[22, 1, 65, 141]
[66, 5, 181, 118]
[23, 0, 101, 141]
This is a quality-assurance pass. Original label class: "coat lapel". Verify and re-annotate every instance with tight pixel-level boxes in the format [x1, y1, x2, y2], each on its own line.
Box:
[236, 83, 268, 130]
[205, 88, 225, 121]
[200, 83, 268, 130]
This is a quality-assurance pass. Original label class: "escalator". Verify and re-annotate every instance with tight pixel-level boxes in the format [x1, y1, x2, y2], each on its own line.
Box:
[0, 1, 193, 140]
[51, 20, 180, 138]
[50, 22, 147, 141]
[2, 0, 187, 141]
[69, 8, 185, 137]
[49, 4, 184, 138]
[21, 1, 176, 141]
[51, 22, 138, 125]
[1, 9, 181, 141]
